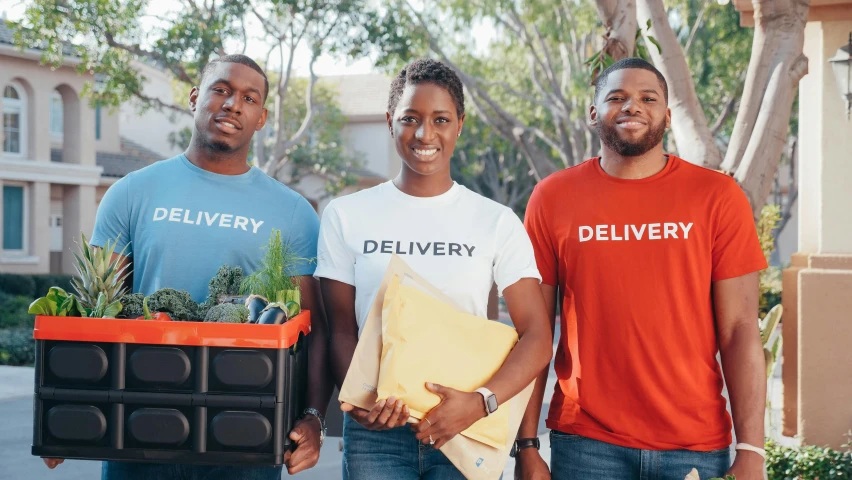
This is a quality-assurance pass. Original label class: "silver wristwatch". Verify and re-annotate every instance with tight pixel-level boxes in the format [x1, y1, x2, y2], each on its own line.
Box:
[474, 387, 498, 416]
[300, 407, 327, 447]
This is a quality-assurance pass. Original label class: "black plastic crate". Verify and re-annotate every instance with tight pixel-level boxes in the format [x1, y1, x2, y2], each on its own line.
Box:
[31, 313, 310, 466]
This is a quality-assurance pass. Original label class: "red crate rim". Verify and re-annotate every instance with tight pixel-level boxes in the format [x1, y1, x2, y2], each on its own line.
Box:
[33, 311, 310, 349]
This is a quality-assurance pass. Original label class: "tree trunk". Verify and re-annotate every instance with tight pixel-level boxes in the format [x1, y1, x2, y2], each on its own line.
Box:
[722, 0, 810, 217]
[594, 0, 638, 61]
[637, 0, 723, 168]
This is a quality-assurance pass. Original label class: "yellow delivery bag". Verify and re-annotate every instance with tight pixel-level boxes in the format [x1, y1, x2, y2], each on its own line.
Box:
[377, 274, 518, 449]
[339, 255, 535, 480]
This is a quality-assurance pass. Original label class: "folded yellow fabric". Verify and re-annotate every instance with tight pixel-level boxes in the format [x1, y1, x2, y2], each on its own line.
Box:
[377, 274, 518, 449]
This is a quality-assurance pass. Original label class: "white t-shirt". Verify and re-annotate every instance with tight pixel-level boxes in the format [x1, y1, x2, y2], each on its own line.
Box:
[315, 181, 541, 330]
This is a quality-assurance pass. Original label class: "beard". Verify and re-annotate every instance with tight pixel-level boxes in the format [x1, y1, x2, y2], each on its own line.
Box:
[597, 117, 666, 157]
[195, 117, 242, 153]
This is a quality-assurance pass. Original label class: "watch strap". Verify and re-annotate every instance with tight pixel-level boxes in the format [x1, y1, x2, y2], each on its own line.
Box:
[300, 407, 326, 446]
[474, 387, 498, 416]
[510, 437, 540, 457]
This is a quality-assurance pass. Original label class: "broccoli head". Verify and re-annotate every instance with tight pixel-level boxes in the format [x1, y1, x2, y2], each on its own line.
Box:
[204, 303, 249, 324]
[206, 265, 244, 305]
[147, 288, 198, 321]
[118, 293, 145, 319]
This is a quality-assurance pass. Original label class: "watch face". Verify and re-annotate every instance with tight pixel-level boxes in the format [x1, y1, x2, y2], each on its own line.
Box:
[486, 395, 498, 413]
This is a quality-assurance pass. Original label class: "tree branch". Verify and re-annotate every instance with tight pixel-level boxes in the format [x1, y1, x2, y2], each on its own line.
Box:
[684, 0, 711, 56]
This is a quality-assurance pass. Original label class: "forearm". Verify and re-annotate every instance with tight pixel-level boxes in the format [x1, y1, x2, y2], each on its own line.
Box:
[517, 365, 549, 438]
[483, 327, 552, 409]
[329, 331, 358, 390]
[719, 323, 766, 446]
[305, 332, 333, 416]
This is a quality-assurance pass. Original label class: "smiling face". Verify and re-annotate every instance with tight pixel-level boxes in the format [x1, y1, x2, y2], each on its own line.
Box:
[189, 62, 268, 154]
[590, 68, 671, 157]
[387, 82, 465, 178]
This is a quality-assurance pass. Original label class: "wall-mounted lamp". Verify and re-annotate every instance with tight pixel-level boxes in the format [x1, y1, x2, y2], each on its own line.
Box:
[829, 33, 852, 120]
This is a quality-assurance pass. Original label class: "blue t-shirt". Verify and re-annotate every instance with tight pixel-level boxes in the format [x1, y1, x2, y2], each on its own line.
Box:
[91, 155, 319, 303]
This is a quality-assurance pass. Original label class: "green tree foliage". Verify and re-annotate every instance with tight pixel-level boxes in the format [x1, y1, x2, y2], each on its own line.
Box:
[12, 0, 373, 192]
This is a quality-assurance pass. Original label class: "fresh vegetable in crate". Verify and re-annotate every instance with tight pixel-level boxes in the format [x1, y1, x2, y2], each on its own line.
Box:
[240, 229, 307, 324]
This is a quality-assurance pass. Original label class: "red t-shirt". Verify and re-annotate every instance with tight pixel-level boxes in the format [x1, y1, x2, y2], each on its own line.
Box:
[524, 156, 767, 451]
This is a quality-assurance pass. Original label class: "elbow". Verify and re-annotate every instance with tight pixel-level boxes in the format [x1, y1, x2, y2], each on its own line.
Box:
[521, 325, 553, 371]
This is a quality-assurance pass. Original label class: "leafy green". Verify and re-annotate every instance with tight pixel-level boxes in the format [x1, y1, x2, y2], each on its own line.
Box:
[204, 303, 250, 324]
[146, 288, 198, 321]
[27, 286, 89, 317]
[240, 230, 309, 307]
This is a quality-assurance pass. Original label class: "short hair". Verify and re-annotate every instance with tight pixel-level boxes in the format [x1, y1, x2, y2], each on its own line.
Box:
[388, 58, 465, 117]
[593, 57, 668, 103]
[200, 54, 269, 101]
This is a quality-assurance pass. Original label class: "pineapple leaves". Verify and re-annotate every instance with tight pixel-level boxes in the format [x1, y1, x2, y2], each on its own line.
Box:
[70, 233, 130, 317]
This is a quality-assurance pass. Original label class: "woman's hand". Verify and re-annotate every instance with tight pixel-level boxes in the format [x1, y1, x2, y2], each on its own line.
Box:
[341, 397, 410, 431]
[411, 383, 486, 449]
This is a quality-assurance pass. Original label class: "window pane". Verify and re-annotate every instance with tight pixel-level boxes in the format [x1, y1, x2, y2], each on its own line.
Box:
[95, 103, 101, 140]
[3, 112, 20, 153]
[3, 86, 20, 100]
[3, 186, 24, 250]
[50, 95, 63, 136]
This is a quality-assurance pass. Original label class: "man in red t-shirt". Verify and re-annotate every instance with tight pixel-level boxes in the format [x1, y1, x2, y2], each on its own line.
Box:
[514, 58, 768, 480]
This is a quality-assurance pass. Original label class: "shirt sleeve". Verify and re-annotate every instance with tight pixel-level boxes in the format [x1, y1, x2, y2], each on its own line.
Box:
[493, 208, 542, 296]
[523, 184, 558, 286]
[285, 197, 320, 277]
[314, 201, 356, 285]
[711, 179, 768, 281]
[90, 175, 133, 257]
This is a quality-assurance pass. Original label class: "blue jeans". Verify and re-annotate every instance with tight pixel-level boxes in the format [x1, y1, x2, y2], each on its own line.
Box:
[101, 461, 282, 480]
[342, 413, 466, 480]
[550, 430, 731, 480]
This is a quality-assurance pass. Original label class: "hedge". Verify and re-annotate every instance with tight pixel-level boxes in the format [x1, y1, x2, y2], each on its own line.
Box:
[0, 293, 34, 329]
[0, 327, 35, 366]
[766, 439, 852, 479]
[0, 274, 75, 298]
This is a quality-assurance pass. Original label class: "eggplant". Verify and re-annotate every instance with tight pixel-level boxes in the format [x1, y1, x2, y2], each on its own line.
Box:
[257, 304, 288, 325]
[245, 295, 269, 324]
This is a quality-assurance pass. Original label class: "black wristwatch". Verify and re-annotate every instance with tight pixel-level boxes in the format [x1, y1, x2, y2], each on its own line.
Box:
[510, 437, 540, 457]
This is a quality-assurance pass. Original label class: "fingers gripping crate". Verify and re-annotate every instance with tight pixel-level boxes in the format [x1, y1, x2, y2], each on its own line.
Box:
[30, 312, 310, 466]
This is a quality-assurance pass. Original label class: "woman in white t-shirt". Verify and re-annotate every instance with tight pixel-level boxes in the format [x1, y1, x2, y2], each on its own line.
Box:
[315, 59, 552, 480]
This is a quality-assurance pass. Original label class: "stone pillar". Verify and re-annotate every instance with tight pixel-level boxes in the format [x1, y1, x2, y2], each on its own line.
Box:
[790, 19, 852, 450]
[30, 182, 51, 274]
[780, 253, 806, 437]
[61, 185, 96, 274]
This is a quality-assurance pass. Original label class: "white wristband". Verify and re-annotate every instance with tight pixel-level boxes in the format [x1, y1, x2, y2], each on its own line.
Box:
[735, 443, 766, 459]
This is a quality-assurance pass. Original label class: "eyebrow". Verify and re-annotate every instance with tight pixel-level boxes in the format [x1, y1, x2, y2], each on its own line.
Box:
[605, 88, 660, 96]
[401, 108, 453, 115]
[211, 79, 262, 98]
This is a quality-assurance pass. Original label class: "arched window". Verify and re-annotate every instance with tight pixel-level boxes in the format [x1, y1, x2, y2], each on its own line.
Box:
[3, 82, 26, 156]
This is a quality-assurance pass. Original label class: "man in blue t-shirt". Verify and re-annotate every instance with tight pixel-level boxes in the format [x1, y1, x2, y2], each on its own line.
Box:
[42, 54, 332, 480]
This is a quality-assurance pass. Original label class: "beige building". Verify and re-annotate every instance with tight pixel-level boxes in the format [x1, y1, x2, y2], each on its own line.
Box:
[290, 74, 400, 213]
[735, 0, 852, 450]
[0, 22, 178, 275]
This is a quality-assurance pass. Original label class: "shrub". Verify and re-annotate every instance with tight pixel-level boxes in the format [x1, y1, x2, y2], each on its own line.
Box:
[31, 275, 75, 297]
[0, 327, 35, 366]
[0, 292, 34, 329]
[0, 274, 36, 297]
[766, 438, 852, 479]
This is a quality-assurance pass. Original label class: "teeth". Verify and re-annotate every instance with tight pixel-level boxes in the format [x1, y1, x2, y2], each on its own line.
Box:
[414, 149, 438, 156]
[220, 121, 237, 128]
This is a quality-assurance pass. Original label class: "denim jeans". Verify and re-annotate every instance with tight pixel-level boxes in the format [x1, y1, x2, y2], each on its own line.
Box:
[101, 461, 282, 480]
[342, 413, 466, 480]
[550, 430, 731, 480]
